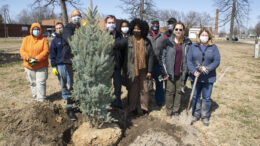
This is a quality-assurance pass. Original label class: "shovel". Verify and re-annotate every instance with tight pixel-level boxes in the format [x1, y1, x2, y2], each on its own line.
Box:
[186, 76, 198, 113]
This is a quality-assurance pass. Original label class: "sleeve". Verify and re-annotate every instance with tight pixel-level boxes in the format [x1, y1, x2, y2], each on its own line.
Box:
[187, 45, 197, 74]
[20, 37, 29, 61]
[206, 45, 221, 72]
[159, 40, 168, 76]
[49, 39, 57, 67]
[35, 38, 49, 62]
[147, 42, 154, 73]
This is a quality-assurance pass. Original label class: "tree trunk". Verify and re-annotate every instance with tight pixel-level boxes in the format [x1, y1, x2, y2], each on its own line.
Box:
[140, 0, 144, 20]
[59, 0, 68, 25]
[229, 0, 236, 41]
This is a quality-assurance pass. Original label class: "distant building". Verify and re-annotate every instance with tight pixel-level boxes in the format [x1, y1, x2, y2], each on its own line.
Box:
[188, 27, 213, 39]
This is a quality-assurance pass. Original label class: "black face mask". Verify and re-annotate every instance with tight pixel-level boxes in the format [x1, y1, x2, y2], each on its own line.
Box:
[133, 31, 141, 36]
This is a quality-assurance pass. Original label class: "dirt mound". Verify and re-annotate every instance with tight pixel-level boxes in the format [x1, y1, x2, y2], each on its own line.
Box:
[0, 102, 80, 145]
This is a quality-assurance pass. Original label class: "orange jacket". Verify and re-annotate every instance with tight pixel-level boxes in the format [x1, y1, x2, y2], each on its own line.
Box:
[20, 23, 49, 70]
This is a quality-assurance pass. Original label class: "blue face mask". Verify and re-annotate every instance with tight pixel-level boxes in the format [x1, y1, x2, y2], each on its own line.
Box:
[32, 30, 40, 37]
[151, 26, 159, 31]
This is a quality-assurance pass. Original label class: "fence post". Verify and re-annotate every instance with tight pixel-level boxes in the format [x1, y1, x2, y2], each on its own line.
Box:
[255, 39, 259, 59]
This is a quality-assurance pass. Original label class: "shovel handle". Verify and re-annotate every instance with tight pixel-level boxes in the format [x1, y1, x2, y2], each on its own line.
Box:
[187, 76, 198, 110]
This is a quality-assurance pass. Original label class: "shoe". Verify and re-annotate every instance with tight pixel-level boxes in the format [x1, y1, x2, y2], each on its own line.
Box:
[191, 116, 199, 125]
[111, 100, 123, 109]
[67, 110, 77, 121]
[202, 119, 210, 126]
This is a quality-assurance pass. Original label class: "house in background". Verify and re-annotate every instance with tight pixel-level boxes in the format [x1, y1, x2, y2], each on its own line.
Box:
[188, 27, 213, 39]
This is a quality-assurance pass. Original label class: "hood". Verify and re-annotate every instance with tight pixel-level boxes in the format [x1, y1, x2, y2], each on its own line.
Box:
[30, 23, 42, 37]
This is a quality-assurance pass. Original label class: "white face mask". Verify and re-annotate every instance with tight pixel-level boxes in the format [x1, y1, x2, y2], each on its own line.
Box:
[121, 27, 129, 34]
[72, 16, 81, 23]
[107, 23, 116, 32]
[168, 24, 174, 30]
[32, 30, 40, 37]
[200, 36, 209, 43]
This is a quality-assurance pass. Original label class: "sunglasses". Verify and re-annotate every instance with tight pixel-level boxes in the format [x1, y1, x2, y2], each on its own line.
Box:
[174, 28, 183, 32]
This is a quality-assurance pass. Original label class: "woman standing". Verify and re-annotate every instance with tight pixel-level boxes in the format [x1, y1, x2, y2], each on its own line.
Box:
[160, 22, 192, 119]
[125, 18, 154, 115]
[187, 28, 221, 126]
[20, 23, 49, 102]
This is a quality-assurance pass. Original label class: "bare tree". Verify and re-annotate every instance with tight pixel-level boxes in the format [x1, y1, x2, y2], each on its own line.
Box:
[255, 22, 260, 38]
[119, 0, 157, 21]
[0, 13, 2, 24]
[197, 12, 214, 28]
[214, 0, 250, 41]
[33, 0, 81, 25]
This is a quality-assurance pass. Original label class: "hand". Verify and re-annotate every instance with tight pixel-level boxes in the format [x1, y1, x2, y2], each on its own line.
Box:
[52, 67, 59, 76]
[146, 72, 152, 79]
[199, 66, 209, 74]
[28, 58, 37, 67]
[164, 75, 169, 80]
[194, 71, 200, 77]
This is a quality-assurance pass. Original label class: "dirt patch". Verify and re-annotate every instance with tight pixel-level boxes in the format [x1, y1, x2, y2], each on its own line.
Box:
[0, 102, 82, 145]
[0, 53, 22, 65]
[118, 115, 201, 146]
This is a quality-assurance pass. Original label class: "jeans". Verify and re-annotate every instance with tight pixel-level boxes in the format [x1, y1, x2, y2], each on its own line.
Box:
[57, 65, 70, 100]
[152, 64, 165, 105]
[113, 69, 122, 106]
[25, 67, 48, 101]
[191, 82, 213, 120]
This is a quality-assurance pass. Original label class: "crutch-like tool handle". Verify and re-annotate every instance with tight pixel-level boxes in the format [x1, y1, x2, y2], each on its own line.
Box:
[187, 76, 198, 110]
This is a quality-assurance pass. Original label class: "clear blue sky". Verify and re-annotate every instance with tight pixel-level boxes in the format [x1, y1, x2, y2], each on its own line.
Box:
[1, 0, 259, 31]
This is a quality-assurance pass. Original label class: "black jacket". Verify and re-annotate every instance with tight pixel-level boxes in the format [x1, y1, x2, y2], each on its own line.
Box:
[62, 22, 77, 64]
[113, 32, 127, 70]
[49, 34, 65, 67]
[159, 36, 192, 82]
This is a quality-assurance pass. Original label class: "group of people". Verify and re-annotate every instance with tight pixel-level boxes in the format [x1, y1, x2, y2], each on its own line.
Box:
[20, 9, 220, 126]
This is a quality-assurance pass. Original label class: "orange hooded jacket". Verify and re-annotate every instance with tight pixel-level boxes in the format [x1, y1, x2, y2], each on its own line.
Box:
[20, 23, 49, 70]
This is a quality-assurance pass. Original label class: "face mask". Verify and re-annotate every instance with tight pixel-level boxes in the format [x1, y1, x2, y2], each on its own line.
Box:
[56, 30, 63, 34]
[72, 16, 81, 24]
[121, 27, 129, 34]
[151, 26, 159, 31]
[107, 23, 116, 32]
[32, 30, 40, 37]
[168, 24, 174, 30]
[200, 36, 209, 43]
[133, 31, 141, 36]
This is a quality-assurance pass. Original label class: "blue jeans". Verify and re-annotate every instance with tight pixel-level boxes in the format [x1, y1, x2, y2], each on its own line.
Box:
[191, 82, 213, 120]
[152, 64, 165, 105]
[57, 65, 70, 100]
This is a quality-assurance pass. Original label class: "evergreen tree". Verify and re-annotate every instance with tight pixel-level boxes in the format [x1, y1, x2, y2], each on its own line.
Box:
[69, 0, 115, 127]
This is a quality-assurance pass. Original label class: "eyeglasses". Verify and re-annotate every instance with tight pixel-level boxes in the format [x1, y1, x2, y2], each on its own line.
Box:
[174, 28, 183, 32]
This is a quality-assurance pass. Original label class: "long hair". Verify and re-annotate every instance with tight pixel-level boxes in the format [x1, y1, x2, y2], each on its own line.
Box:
[129, 18, 149, 38]
[196, 27, 213, 45]
[174, 22, 185, 45]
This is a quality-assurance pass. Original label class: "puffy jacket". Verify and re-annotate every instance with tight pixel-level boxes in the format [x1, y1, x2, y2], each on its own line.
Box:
[159, 36, 192, 82]
[62, 22, 77, 64]
[187, 43, 221, 83]
[147, 31, 166, 64]
[20, 23, 49, 70]
[49, 33, 65, 67]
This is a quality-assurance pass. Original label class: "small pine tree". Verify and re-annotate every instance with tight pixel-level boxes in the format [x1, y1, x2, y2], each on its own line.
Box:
[69, 0, 115, 127]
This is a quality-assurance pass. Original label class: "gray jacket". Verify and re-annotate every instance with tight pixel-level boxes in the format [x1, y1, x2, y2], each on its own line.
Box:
[147, 31, 166, 64]
[159, 35, 192, 82]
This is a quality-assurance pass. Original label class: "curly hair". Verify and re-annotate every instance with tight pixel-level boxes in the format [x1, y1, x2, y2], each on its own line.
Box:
[129, 18, 149, 38]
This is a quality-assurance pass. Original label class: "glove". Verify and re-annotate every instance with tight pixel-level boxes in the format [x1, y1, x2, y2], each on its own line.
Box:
[52, 67, 58, 76]
[28, 58, 37, 67]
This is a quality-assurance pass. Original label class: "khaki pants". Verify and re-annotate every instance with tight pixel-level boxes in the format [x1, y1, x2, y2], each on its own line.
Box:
[25, 67, 48, 101]
[165, 76, 182, 115]
[129, 69, 149, 112]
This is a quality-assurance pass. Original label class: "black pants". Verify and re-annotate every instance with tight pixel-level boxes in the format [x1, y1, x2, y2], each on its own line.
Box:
[113, 69, 122, 105]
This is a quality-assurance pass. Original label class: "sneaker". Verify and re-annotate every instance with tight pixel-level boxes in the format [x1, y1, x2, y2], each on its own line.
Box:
[67, 110, 77, 121]
[202, 119, 210, 126]
[191, 116, 199, 125]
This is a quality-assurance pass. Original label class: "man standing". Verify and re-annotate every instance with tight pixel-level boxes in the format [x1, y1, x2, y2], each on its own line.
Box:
[105, 15, 124, 108]
[164, 18, 177, 38]
[62, 9, 82, 120]
[50, 22, 71, 102]
[147, 19, 166, 106]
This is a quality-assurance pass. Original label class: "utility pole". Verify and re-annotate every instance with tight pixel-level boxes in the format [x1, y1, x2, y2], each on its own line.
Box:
[140, 0, 144, 20]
